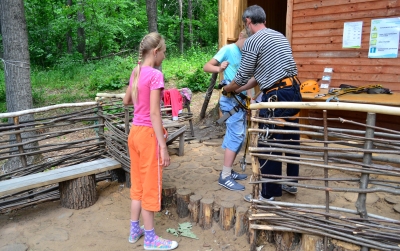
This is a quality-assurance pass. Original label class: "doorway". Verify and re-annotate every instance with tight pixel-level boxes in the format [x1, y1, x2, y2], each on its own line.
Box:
[247, 0, 287, 36]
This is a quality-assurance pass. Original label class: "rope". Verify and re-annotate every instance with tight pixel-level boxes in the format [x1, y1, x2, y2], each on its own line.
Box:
[0, 58, 30, 76]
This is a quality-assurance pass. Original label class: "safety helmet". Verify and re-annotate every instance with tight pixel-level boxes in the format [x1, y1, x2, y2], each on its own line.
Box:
[300, 80, 319, 93]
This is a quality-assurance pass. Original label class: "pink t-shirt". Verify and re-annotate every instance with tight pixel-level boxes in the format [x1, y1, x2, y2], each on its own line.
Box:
[129, 66, 164, 127]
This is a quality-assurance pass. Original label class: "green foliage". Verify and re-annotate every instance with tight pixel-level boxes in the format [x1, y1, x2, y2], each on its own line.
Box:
[163, 46, 216, 92]
[0, 47, 215, 113]
[88, 56, 134, 91]
[15, 0, 218, 67]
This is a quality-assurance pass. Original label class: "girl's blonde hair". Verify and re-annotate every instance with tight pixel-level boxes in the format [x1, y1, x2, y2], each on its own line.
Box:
[131, 32, 166, 102]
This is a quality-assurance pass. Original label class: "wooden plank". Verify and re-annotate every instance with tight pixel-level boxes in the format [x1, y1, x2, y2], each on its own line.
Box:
[294, 0, 379, 11]
[301, 93, 400, 106]
[0, 158, 121, 197]
[166, 125, 187, 145]
[286, 0, 294, 44]
[293, 51, 363, 58]
[293, 7, 400, 24]
[292, 35, 367, 45]
[293, 1, 399, 18]
[293, 17, 372, 31]
[295, 58, 400, 67]
[292, 42, 371, 51]
[297, 64, 400, 75]
[292, 26, 371, 38]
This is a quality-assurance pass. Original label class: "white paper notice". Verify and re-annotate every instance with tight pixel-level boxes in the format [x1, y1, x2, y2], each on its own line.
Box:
[368, 17, 400, 58]
[343, 21, 363, 48]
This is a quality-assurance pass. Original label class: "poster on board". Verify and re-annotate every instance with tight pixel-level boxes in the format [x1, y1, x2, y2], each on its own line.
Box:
[343, 21, 363, 48]
[368, 17, 400, 58]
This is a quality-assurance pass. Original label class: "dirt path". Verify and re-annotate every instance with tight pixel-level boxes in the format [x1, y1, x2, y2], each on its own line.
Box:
[1, 90, 399, 251]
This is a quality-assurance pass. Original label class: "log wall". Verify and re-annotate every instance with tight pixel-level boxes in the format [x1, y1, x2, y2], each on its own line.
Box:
[291, 0, 400, 92]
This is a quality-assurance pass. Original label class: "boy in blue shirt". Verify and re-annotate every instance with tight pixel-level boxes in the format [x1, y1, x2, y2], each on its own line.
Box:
[203, 29, 251, 191]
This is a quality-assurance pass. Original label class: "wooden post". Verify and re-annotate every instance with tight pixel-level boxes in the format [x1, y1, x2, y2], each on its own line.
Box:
[13, 116, 27, 168]
[178, 133, 185, 156]
[125, 171, 131, 188]
[199, 198, 214, 230]
[200, 72, 218, 119]
[188, 194, 202, 223]
[356, 113, 375, 251]
[59, 174, 97, 209]
[176, 188, 192, 218]
[234, 206, 248, 237]
[218, 201, 235, 231]
[249, 222, 257, 251]
[162, 183, 177, 210]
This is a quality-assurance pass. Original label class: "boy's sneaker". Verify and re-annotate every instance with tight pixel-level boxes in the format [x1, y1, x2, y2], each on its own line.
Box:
[243, 192, 275, 202]
[218, 174, 245, 191]
[231, 170, 248, 180]
[144, 236, 178, 250]
[129, 226, 144, 243]
[282, 184, 298, 195]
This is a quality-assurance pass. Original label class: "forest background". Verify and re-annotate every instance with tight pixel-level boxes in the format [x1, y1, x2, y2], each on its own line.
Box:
[0, 0, 219, 114]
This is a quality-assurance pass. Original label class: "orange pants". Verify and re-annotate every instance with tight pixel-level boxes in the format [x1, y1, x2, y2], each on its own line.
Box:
[128, 125, 166, 212]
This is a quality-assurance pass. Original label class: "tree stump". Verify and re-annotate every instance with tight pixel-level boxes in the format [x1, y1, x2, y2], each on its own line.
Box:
[162, 183, 177, 210]
[59, 175, 97, 209]
[218, 201, 235, 231]
[176, 188, 192, 218]
[199, 198, 214, 230]
[234, 206, 248, 237]
[188, 194, 202, 223]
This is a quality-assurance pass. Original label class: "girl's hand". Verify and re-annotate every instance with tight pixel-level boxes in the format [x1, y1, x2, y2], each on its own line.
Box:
[160, 146, 170, 167]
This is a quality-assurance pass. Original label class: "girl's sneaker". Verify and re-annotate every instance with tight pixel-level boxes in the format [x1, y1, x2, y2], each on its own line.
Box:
[144, 236, 178, 250]
[128, 226, 145, 243]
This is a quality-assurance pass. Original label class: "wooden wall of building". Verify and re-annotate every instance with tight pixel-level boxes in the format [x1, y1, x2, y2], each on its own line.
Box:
[218, 0, 247, 48]
[291, 0, 400, 92]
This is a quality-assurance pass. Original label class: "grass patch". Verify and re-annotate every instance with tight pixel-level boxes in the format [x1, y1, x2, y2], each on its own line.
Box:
[0, 46, 217, 113]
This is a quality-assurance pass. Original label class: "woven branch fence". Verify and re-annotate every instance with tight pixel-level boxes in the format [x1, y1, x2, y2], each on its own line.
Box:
[246, 102, 400, 251]
[0, 100, 129, 212]
[0, 95, 193, 212]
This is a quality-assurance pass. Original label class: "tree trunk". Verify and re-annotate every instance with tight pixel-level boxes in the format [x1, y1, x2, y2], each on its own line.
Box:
[187, 0, 193, 47]
[146, 0, 158, 32]
[0, 0, 38, 172]
[178, 0, 184, 54]
[77, 1, 86, 60]
[66, 0, 73, 54]
[59, 175, 97, 209]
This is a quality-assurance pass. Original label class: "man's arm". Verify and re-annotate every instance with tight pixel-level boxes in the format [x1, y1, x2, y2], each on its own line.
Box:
[224, 77, 257, 93]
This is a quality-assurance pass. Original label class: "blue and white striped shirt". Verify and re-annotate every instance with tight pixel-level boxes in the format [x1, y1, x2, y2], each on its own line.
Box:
[233, 28, 298, 90]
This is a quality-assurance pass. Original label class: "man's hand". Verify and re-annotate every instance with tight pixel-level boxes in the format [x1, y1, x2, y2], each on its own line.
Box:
[219, 61, 229, 72]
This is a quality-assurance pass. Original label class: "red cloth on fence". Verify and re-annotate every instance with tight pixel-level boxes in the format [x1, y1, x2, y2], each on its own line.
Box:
[163, 88, 183, 120]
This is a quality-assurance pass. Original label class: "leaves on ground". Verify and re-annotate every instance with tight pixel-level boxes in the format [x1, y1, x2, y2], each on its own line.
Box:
[166, 222, 198, 239]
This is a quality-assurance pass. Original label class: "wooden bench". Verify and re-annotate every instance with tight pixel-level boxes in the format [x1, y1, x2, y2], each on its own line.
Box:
[0, 158, 121, 209]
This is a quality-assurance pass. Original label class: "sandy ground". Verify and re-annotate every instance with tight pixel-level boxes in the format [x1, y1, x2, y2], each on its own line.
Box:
[1, 89, 399, 251]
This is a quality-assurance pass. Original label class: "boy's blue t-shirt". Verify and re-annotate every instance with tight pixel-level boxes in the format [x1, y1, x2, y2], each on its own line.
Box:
[213, 43, 242, 81]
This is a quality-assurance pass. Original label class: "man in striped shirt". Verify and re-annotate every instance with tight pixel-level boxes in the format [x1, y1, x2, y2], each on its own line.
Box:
[223, 5, 302, 202]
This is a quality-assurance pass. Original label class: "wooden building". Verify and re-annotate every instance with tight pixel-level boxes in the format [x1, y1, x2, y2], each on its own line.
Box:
[219, 0, 400, 130]
[219, 0, 400, 91]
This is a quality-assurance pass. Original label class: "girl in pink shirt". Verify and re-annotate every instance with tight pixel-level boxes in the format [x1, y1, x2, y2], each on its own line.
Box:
[123, 32, 178, 251]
